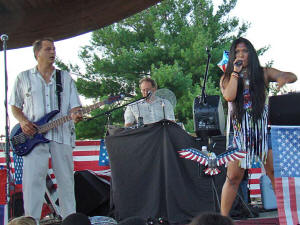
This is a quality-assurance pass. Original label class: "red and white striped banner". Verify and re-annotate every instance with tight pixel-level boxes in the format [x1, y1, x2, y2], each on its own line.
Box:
[0, 140, 110, 192]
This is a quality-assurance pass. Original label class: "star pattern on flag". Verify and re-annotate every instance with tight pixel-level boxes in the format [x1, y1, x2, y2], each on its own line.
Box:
[99, 140, 110, 166]
[13, 154, 23, 185]
[273, 128, 300, 178]
[271, 126, 300, 225]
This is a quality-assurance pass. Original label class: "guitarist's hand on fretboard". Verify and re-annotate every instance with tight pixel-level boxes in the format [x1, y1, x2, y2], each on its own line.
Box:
[70, 107, 83, 123]
[20, 119, 37, 136]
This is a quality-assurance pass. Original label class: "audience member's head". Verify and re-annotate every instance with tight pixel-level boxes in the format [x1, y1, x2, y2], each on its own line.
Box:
[188, 212, 234, 225]
[8, 216, 36, 225]
[118, 216, 147, 225]
[61, 213, 91, 225]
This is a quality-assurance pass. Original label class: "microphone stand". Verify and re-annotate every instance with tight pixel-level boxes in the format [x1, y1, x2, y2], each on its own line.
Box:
[1, 34, 12, 219]
[200, 47, 211, 104]
[84, 94, 149, 122]
[198, 47, 212, 146]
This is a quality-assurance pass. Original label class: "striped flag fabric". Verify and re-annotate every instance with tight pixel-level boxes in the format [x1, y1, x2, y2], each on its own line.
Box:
[0, 165, 8, 225]
[0, 167, 6, 205]
[0, 140, 111, 219]
[271, 126, 300, 225]
[217, 50, 229, 72]
[0, 140, 111, 191]
[73, 140, 111, 184]
[248, 160, 262, 200]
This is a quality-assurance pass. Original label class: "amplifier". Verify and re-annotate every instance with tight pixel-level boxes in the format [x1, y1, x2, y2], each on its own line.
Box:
[193, 95, 225, 137]
[269, 92, 300, 125]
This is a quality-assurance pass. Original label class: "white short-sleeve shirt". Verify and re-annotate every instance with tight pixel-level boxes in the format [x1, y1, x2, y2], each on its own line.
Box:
[9, 67, 81, 147]
[124, 97, 175, 125]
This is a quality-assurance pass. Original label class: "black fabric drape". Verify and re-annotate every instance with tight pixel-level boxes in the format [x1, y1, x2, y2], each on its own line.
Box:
[75, 171, 110, 216]
[105, 120, 226, 224]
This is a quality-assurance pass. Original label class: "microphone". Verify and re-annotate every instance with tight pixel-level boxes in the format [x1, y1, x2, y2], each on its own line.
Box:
[0, 34, 8, 42]
[234, 60, 243, 67]
[161, 101, 166, 120]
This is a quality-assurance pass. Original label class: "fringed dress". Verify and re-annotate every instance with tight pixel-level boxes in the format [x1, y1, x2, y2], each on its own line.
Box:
[230, 88, 269, 169]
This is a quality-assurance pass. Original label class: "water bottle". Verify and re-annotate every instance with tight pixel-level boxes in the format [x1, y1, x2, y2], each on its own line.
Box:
[201, 145, 209, 156]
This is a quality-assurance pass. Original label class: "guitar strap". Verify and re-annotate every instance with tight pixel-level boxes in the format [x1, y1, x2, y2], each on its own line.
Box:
[56, 70, 63, 111]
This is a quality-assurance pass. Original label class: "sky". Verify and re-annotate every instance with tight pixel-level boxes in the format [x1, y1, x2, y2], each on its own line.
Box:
[0, 0, 300, 137]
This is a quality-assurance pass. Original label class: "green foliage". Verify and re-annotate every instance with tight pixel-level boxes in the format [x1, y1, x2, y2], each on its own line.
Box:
[65, 0, 250, 138]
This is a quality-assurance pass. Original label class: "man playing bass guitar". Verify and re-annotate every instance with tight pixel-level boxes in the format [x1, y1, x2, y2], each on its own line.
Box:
[9, 37, 82, 222]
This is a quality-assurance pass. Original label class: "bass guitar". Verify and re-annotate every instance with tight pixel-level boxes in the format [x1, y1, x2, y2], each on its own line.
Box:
[10, 95, 124, 156]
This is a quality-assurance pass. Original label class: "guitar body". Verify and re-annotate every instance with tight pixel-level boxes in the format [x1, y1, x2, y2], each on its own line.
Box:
[10, 95, 123, 156]
[10, 110, 60, 156]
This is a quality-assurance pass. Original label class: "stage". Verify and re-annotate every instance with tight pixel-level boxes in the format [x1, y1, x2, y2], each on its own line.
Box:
[2, 120, 299, 224]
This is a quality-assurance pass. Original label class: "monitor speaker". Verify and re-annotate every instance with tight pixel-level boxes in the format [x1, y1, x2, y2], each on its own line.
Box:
[193, 95, 225, 137]
[269, 92, 300, 125]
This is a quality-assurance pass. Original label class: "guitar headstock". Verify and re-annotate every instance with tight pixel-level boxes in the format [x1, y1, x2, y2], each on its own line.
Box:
[105, 94, 125, 104]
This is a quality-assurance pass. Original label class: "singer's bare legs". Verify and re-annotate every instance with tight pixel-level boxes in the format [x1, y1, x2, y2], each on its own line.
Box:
[265, 149, 275, 189]
[221, 160, 245, 216]
[221, 150, 275, 216]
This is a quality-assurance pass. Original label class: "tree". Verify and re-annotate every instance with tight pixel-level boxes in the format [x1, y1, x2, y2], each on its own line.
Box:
[65, 0, 250, 139]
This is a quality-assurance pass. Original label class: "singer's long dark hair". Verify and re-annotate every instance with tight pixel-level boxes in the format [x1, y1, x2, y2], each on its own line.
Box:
[223, 37, 267, 123]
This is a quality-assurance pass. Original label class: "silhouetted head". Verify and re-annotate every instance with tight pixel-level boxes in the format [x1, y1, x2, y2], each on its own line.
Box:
[61, 213, 91, 225]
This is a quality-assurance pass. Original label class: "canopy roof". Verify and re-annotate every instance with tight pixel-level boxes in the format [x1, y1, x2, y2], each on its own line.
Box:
[0, 0, 161, 50]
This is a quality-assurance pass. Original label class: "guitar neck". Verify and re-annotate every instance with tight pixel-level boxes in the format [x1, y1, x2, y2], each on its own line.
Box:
[38, 100, 107, 133]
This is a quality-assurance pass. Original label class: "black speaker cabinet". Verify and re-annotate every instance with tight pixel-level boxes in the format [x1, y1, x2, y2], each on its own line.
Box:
[269, 92, 300, 125]
[193, 95, 225, 137]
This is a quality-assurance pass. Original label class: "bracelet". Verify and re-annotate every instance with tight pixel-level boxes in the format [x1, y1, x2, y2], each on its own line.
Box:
[233, 71, 240, 74]
[231, 72, 239, 78]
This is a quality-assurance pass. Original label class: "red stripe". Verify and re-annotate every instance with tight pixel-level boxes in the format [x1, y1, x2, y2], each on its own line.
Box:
[72, 151, 99, 156]
[275, 178, 287, 225]
[74, 161, 103, 171]
[249, 189, 261, 195]
[288, 177, 299, 225]
[75, 141, 100, 146]
[248, 168, 262, 173]
[248, 179, 260, 184]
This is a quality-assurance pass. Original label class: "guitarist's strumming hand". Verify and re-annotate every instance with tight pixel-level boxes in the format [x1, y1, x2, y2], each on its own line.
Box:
[20, 119, 37, 136]
[70, 107, 83, 123]
[11, 105, 37, 136]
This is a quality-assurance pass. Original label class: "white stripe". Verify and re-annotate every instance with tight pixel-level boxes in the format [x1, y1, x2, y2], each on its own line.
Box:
[282, 177, 293, 225]
[179, 151, 190, 156]
[271, 125, 298, 129]
[3, 204, 8, 225]
[73, 155, 99, 161]
[249, 184, 260, 190]
[249, 173, 262, 180]
[250, 194, 261, 198]
[185, 154, 193, 159]
[73, 145, 100, 151]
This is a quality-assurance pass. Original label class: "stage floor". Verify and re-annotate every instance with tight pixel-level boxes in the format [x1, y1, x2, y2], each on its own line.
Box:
[236, 210, 279, 225]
